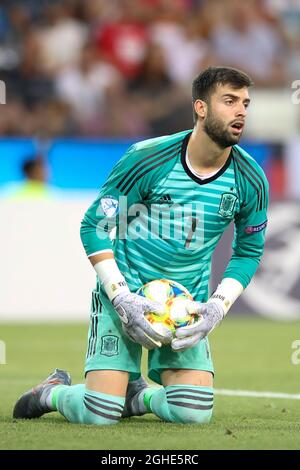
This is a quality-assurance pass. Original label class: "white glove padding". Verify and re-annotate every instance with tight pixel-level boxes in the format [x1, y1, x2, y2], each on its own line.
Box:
[171, 302, 224, 352]
[112, 292, 172, 349]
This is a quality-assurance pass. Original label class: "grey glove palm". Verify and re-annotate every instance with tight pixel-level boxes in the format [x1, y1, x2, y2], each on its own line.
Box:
[171, 302, 224, 352]
[113, 292, 172, 349]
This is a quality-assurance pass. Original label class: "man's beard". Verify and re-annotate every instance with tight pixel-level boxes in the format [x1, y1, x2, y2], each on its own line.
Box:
[203, 109, 242, 148]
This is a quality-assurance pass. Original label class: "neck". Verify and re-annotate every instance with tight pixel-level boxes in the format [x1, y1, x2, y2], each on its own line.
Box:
[187, 124, 232, 174]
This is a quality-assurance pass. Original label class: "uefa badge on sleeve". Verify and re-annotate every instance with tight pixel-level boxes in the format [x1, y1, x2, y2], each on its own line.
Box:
[100, 196, 119, 217]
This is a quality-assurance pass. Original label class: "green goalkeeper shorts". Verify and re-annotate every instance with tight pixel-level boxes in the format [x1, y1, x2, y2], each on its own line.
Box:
[84, 290, 214, 385]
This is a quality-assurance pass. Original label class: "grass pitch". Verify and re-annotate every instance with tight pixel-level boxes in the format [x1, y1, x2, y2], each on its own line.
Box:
[1, 318, 300, 450]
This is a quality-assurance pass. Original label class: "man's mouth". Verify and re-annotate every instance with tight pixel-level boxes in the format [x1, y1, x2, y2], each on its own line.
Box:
[230, 121, 244, 133]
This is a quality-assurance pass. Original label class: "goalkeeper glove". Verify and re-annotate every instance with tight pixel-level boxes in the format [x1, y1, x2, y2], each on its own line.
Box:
[93, 259, 172, 349]
[171, 301, 224, 352]
[113, 291, 172, 349]
[171, 278, 244, 352]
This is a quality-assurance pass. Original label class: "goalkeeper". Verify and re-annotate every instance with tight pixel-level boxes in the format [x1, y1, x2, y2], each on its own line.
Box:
[13, 67, 269, 425]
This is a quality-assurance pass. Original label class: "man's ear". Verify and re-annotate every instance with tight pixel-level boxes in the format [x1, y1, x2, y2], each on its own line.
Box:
[194, 99, 207, 120]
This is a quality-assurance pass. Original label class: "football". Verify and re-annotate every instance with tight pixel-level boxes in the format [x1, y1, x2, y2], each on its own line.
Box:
[136, 279, 198, 339]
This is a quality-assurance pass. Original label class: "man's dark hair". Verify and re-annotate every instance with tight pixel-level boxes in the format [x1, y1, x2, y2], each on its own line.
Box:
[192, 67, 253, 123]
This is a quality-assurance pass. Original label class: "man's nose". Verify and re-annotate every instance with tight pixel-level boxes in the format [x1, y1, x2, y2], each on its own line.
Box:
[236, 103, 247, 117]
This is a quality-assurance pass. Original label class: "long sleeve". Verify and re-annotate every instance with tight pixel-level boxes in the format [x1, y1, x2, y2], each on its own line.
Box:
[223, 163, 269, 289]
[80, 145, 143, 256]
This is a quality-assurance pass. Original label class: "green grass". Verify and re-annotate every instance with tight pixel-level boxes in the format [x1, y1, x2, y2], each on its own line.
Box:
[1, 318, 300, 450]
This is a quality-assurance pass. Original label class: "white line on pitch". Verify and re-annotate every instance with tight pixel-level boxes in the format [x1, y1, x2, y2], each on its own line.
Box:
[215, 389, 300, 400]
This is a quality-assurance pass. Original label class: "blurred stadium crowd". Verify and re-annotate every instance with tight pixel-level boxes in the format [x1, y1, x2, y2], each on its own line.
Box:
[0, 0, 299, 138]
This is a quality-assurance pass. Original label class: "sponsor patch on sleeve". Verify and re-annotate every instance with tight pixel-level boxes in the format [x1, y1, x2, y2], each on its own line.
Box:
[245, 220, 268, 234]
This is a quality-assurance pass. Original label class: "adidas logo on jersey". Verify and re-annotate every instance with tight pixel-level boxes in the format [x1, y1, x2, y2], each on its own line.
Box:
[157, 194, 173, 206]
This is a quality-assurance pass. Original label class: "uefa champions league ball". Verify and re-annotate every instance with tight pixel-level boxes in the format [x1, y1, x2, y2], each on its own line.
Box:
[136, 279, 197, 340]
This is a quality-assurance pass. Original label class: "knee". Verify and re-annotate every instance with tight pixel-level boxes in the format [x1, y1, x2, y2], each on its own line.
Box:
[82, 413, 122, 426]
[82, 393, 124, 425]
[165, 385, 214, 424]
[169, 405, 213, 424]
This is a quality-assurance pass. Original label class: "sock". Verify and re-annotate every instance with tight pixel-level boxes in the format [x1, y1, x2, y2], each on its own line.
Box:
[147, 385, 214, 424]
[131, 385, 160, 415]
[51, 384, 125, 425]
[42, 385, 67, 410]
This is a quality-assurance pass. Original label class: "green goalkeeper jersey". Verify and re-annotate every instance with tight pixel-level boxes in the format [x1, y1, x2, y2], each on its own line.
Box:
[81, 130, 269, 301]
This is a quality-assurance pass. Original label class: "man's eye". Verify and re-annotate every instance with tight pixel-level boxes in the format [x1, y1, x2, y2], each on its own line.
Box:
[225, 100, 233, 105]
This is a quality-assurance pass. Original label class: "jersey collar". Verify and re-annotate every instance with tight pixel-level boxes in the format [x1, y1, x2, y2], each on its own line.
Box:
[180, 131, 233, 185]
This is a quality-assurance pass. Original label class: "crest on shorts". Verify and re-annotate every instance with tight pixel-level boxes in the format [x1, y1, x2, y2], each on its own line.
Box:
[100, 335, 119, 357]
[218, 193, 237, 218]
